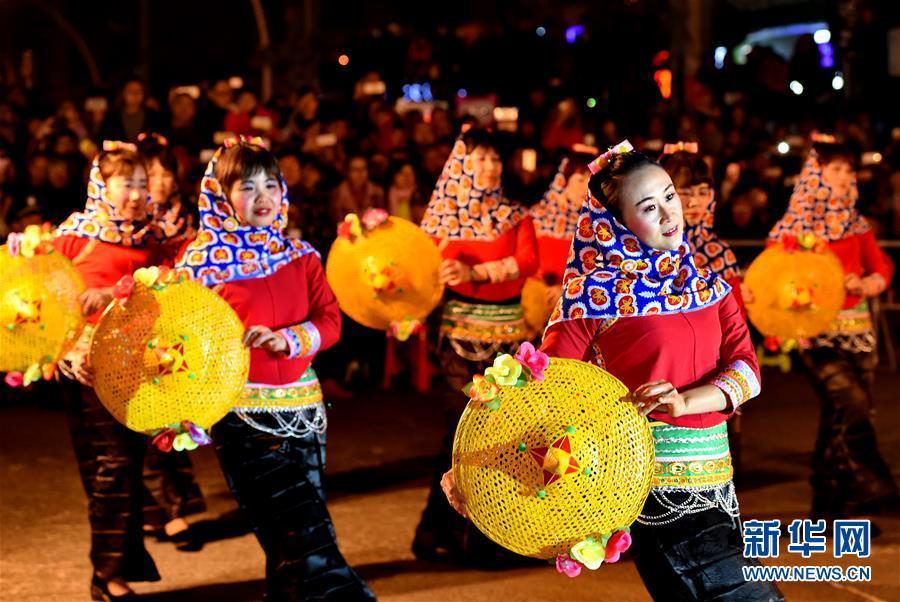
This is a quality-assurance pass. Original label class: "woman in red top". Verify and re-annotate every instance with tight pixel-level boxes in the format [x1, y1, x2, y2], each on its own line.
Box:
[523, 143, 780, 599]
[768, 138, 897, 520]
[135, 132, 207, 551]
[415, 128, 538, 563]
[530, 149, 593, 288]
[54, 143, 163, 600]
[174, 140, 374, 601]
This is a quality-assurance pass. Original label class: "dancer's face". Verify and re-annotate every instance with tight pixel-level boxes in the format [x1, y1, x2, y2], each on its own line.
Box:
[821, 159, 854, 201]
[106, 165, 148, 222]
[228, 168, 282, 228]
[618, 165, 684, 251]
[471, 146, 501, 189]
[677, 183, 714, 226]
[564, 171, 590, 207]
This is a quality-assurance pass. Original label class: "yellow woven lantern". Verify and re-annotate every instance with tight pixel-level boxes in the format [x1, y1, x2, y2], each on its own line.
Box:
[0, 227, 84, 386]
[453, 345, 654, 570]
[745, 237, 845, 340]
[521, 277, 557, 338]
[91, 267, 249, 450]
[326, 211, 443, 340]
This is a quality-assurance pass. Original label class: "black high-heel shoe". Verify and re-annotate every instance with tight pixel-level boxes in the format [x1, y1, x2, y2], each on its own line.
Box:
[168, 526, 204, 552]
[90, 575, 140, 601]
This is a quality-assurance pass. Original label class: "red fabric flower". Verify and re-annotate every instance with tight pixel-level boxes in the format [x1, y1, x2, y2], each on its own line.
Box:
[152, 429, 176, 452]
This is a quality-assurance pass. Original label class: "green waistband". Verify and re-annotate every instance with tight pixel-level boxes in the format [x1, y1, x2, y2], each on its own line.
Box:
[650, 422, 733, 489]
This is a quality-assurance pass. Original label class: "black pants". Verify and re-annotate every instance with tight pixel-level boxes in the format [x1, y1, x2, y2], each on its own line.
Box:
[414, 343, 528, 565]
[799, 347, 897, 516]
[632, 500, 783, 601]
[212, 414, 374, 602]
[142, 446, 207, 528]
[61, 379, 160, 582]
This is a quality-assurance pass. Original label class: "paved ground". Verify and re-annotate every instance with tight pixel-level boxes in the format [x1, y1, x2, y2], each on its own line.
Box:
[1, 365, 898, 601]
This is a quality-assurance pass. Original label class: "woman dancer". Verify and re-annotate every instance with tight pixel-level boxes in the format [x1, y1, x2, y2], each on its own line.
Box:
[175, 138, 374, 601]
[768, 136, 897, 520]
[445, 142, 782, 600]
[414, 127, 538, 562]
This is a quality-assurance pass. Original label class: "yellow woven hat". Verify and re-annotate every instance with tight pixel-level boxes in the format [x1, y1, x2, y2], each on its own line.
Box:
[453, 343, 654, 574]
[91, 267, 249, 451]
[326, 211, 443, 340]
[1, 226, 84, 386]
[521, 277, 557, 338]
[745, 236, 845, 341]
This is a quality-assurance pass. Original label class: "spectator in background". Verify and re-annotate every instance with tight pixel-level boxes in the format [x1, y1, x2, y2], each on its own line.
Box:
[330, 154, 384, 223]
[279, 152, 333, 252]
[224, 89, 276, 138]
[100, 79, 162, 142]
[0, 146, 16, 238]
[167, 92, 206, 155]
[198, 79, 232, 138]
[386, 160, 424, 223]
[541, 97, 583, 151]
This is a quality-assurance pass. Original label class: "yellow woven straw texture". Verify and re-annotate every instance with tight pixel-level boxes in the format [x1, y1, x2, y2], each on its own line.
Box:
[0, 248, 84, 372]
[326, 217, 443, 331]
[745, 243, 845, 339]
[91, 278, 249, 433]
[453, 358, 654, 559]
[521, 277, 555, 338]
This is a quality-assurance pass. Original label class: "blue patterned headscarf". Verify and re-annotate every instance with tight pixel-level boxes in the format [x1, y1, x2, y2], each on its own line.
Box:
[546, 147, 730, 333]
[175, 140, 317, 287]
[56, 141, 152, 247]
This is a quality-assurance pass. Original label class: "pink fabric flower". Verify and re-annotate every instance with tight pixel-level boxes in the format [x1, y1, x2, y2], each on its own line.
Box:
[7, 233, 21, 257]
[555, 554, 583, 578]
[361, 208, 389, 230]
[515, 341, 550, 382]
[113, 275, 135, 301]
[4, 371, 24, 388]
[604, 530, 632, 563]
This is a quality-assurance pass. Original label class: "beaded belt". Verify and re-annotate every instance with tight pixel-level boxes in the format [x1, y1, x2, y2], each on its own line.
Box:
[235, 367, 323, 412]
[440, 300, 525, 344]
[650, 422, 733, 490]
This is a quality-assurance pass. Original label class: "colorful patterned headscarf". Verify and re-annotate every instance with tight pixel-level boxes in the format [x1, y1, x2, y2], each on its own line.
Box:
[175, 141, 317, 287]
[420, 137, 527, 241]
[56, 142, 152, 247]
[546, 190, 729, 334]
[768, 149, 869, 243]
[530, 158, 583, 239]
[685, 202, 740, 282]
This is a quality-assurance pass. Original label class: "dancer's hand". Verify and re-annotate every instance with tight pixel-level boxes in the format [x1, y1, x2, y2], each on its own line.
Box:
[244, 325, 288, 354]
[844, 273, 864, 296]
[439, 259, 473, 286]
[441, 469, 468, 518]
[79, 287, 114, 316]
[58, 350, 94, 387]
[623, 379, 688, 417]
[740, 286, 755, 305]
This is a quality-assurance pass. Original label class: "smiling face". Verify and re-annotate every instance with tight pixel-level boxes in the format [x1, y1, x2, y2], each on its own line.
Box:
[677, 182, 714, 226]
[106, 164, 149, 222]
[617, 165, 683, 251]
[227, 168, 282, 227]
[471, 145, 502, 188]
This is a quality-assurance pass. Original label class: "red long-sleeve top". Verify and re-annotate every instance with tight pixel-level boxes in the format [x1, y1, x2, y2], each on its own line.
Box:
[536, 235, 570, 285]
[53, 235, 156, 324]
[828, 231, 894, 308]
[541, 292, 760, 428]
[213, 254, 340, 385]
[436, 216, 539, 301]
